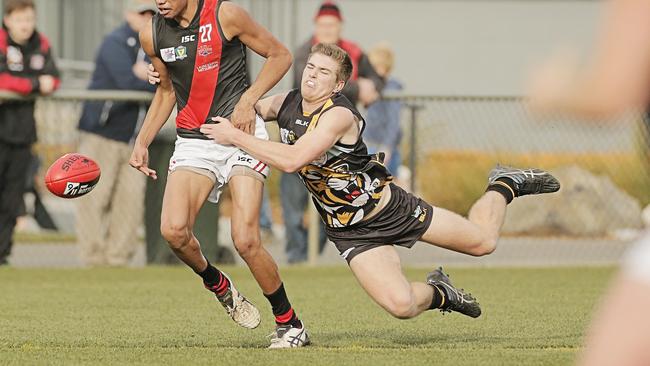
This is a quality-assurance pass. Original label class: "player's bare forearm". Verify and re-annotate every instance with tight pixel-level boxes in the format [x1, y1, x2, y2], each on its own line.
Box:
[220, 2, 292, 107]
[240, 50, 292, 106]
[230, 130, 305, 173]
[135, 87, 175, 148]
[202, 109, 352, 173]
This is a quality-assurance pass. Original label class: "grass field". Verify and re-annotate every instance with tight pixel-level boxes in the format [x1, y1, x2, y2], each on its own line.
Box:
[0, 266, 614, 365]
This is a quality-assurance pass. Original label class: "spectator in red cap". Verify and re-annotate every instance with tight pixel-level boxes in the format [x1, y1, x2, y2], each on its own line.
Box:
[283, 1, 385, 264]
[292, 1, 384, 107]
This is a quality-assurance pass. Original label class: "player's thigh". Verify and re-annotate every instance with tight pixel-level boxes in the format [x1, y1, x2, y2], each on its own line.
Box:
[161, 169, 214, 229]
[419, 206, 484, 254]
[349, 246, 413, 309]
[228, 171, 264, 229]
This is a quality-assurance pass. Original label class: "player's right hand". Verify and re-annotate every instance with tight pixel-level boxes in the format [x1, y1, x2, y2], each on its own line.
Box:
[147, 63, 161, 85]
[129, 145, 158, 180]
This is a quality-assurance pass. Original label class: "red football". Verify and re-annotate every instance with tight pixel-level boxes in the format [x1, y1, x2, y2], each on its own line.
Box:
[45, 153, 101, 198]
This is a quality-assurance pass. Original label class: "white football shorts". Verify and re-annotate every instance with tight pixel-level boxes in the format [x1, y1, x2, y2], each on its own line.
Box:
[168, 115, 270, 203]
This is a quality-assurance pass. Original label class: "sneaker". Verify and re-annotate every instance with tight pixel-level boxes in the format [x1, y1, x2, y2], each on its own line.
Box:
[426, 267, 481, 318]
[488, 165, 560, 197]
[206, 273, 261, 329]
[268, 322, 310, 349]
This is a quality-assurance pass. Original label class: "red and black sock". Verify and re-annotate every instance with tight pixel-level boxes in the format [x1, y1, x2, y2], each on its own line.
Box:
[197, 260, 230, 296]
[486, 177, 517, 204]
[264, 283, 302, 328]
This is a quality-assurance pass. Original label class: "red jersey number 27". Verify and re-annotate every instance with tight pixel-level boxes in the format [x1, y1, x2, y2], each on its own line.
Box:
[199, 24, 213, 43]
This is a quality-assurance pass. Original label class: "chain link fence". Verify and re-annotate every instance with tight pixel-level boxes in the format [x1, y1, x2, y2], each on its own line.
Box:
[2, 91, 648, 267]
[390, 95, 649, 208]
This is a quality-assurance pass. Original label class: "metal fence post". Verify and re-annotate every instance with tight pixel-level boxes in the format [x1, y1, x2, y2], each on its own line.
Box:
[407, 103, 422, 193]
[307, 204, 319, 266]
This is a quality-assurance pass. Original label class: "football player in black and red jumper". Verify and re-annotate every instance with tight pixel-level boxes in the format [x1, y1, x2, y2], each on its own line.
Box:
[129, 0, 308, 348]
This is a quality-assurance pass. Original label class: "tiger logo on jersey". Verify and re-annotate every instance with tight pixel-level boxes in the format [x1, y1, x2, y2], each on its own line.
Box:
[299, 155, 389, 227]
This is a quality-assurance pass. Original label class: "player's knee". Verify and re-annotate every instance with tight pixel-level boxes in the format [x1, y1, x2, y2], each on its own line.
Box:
[232, 230, 261, 259]
[160, 222, 191, 249]
[385, 295, 416, 319]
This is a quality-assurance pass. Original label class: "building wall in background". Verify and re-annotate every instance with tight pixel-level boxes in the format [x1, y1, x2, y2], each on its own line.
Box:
[291, 0, 602, 95]
[1, 0, 603, 95]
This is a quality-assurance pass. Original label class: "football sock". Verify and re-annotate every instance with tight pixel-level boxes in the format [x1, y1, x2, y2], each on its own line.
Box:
[486, 177, 516, 204]
[197, 260, 230, 296]
[264, 283, 301, 327]
[429, 283, 447, 310]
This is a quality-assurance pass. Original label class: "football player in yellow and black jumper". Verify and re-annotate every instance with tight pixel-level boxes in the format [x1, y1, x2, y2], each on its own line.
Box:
[200, 43, 561, 320]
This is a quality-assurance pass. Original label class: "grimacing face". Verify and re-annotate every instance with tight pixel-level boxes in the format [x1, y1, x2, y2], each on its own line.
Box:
[154, 0, 188, 19]
[301, 52, 345, 102]
[3, 7, 36, 45]
[314, 15, 342, 45]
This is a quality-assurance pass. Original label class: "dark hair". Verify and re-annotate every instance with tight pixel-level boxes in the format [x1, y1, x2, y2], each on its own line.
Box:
[310, 43, 353, 83]
[4, 0, 35, 15]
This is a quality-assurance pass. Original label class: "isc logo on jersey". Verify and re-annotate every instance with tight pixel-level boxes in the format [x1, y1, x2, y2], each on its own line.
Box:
[181, 35, 196, 43]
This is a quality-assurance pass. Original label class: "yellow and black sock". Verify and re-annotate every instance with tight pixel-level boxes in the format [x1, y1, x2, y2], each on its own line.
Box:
[486, 177, 517, 204]
[429, 284, 447, 310]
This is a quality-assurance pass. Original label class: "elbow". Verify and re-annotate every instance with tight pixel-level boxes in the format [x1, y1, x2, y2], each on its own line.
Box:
[272, 47, 293, 71]
[281, 160, 303, 174]
[281, 164, 299, 174]
[284, 50, 294, 69]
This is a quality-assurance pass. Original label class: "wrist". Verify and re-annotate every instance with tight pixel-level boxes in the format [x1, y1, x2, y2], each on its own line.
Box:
[237, 93, 258, 107]
[135, 137, 150, 149]
[230, 128, 245, 146]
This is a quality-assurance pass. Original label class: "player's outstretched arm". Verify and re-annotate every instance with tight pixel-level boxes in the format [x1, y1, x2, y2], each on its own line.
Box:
[201, 107, 355, 173]
[129, 18, 176, 180]
[219, 2, 292, 134]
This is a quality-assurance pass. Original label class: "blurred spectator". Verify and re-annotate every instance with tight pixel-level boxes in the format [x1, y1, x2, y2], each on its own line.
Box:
[364, 42, 403, 177]
[76, 0, 156, 267]
[292, 1, 384, 107]
[0, 0, 60, 266]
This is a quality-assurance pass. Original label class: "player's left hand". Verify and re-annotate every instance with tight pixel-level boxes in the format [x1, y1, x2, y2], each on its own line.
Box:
[147, 63, 161, 85]
[230, 101, 256, 135]
[200, 117, 236, 145]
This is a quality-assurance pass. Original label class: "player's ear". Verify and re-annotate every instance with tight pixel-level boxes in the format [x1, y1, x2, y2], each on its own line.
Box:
[333, 80, 345, 94]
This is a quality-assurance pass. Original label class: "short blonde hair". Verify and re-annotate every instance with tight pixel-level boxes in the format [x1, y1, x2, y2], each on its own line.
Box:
[310, 43, 353, 83]
[368, 42, 395, 74]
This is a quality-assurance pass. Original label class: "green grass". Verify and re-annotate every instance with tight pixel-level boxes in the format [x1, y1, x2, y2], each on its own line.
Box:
[0, 266, 614, 365]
